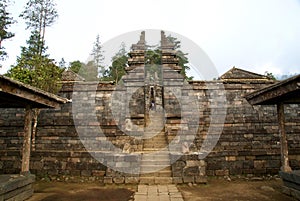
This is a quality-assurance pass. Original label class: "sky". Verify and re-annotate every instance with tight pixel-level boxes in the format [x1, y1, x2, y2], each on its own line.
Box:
[1, 0, 300, 79]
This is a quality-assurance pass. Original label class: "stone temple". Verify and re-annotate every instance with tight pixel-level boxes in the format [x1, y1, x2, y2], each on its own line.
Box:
[1, 31, 300, 187]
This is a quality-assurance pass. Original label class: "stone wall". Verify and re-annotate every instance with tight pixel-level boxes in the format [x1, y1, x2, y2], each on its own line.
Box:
[0, 79, 300, 182]
[204, 81, 300, 176]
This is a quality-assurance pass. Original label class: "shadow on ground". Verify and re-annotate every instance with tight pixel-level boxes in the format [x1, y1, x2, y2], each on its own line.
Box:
[178, 178, 295, 201]
[28, 182, 134, 201]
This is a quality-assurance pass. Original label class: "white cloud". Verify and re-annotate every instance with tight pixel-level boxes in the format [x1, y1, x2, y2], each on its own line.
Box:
[1, 0, 300, 77]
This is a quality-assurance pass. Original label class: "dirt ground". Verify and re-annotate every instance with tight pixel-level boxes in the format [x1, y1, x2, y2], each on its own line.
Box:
[27, 182, 136, 201]
[27, 178, 295, 201]
[178, 178, 296, 201]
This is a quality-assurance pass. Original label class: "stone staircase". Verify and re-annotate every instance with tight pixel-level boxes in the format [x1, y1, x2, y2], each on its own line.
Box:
[140, 109, 173, 184]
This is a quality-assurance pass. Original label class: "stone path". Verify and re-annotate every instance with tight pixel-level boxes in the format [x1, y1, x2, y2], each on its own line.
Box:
[134, 184, 184, 201]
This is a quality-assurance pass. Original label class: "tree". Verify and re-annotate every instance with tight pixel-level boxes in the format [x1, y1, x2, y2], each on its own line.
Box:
[6, 31, 63, 93]
[104, 42, 127, 83]
[20, 0, 58, 55]
[91, 34, 105, 78]
[15, 31, 46, 70]
[69, 60, 84, 74]
[80, 61, 98, 81]
[58, 58, 66, 68]
[0, 0, 15, 62]
[68, 60, 98, 81]
[7, 1, 62, 93]
[10, 0, 61, 93]
[145, 48, 162, 81]
[167, 35, 191, 79]
[264, 71, 276, 80]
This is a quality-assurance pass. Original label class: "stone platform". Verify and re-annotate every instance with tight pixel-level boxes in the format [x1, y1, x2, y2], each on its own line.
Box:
[0, 174, 35, 201]
[134, 184, 184, 201]
[280, 170, 300, 200]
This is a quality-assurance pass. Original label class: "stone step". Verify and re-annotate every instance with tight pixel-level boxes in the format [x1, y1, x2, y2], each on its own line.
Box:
[140, 171, 172, 177]
[143, 144, 167, 147]
[143, 139, 166, 143]
[139, 177, 173, 184]
[142, 148, 168, 152]
[144, 132, 165, 134]
[140, 165, 171, 173]
[143, 138, 166, 140]
[143, 137, 167, 141]
[141, 160, 171, 166]
[140, 169, 172, 176]
[141, 153, 170, 160]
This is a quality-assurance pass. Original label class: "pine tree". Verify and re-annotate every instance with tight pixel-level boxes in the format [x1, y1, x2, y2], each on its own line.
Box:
[80, 61, 98, 81]
[104, 42, 127, 83]
[6, 30, 63, 93]
[69, 60, 83, 74]
[58, 58, 66, 68]
[0, 0, 15, 61]
[167, 35, 191, 79]
[91, 34, 105, 78]
[20, 0, 58, 55]
[7, 0, 62, 94]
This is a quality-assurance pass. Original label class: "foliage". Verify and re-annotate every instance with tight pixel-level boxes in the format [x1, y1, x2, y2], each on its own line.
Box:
[103, 36, 191, 83]
[145, 48, 162, 81]
[80, 61, 98, 81]
[167, 35, 191, 80]
[264, 71, 276, 80]
[17, 31, 47, 69]
[0, 0, 15, 62]
[6, 1, 62, 94]
[20, 0, 58, 55]
[6, 55, 63, 93]
[69, 60, 83, 74]
[90, 34, 105, 78]
[68, 60, 98, 81]
[277, 73, 298, 80]
[58, 58, 66, 68]
[103, 42, 127, 83]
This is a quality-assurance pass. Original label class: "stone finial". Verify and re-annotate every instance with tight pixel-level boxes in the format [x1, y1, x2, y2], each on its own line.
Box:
[132, 31, 146, 50]
[161, 30, 175, 50]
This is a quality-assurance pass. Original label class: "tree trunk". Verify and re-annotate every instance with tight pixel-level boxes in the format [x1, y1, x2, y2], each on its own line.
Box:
[38, 3, 44, 56]
[40, 9, 47, 56]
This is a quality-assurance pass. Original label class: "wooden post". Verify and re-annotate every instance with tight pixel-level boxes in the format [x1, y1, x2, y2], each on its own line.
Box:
[277, 103, 292, 172]
[21, 106, 33, 175]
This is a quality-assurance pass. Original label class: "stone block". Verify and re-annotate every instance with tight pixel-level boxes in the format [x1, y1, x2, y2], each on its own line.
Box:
[215, 169, 229, 176]
[186, 160, 201, 167]
[103, 177, 113, 184]
[139, 177, 155, 184]
[92, 170, 105, 177]
[183, 176, 194, 183]
[113, 177, 124, 184]
[81, 170, 92, 177]
[225, 156, 236, 161]
[183, 167, 199, 176]
[154, 177, 173, 184]
[195, 176, 207, 184]
[254, 160, 266, 169]
[125, 177, 139, 184]
[172, 177, 183, 184]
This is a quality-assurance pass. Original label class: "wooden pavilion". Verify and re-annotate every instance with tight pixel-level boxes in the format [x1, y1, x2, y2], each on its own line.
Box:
[245, 74, 300, 200]
[0, 75, 67, 200]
